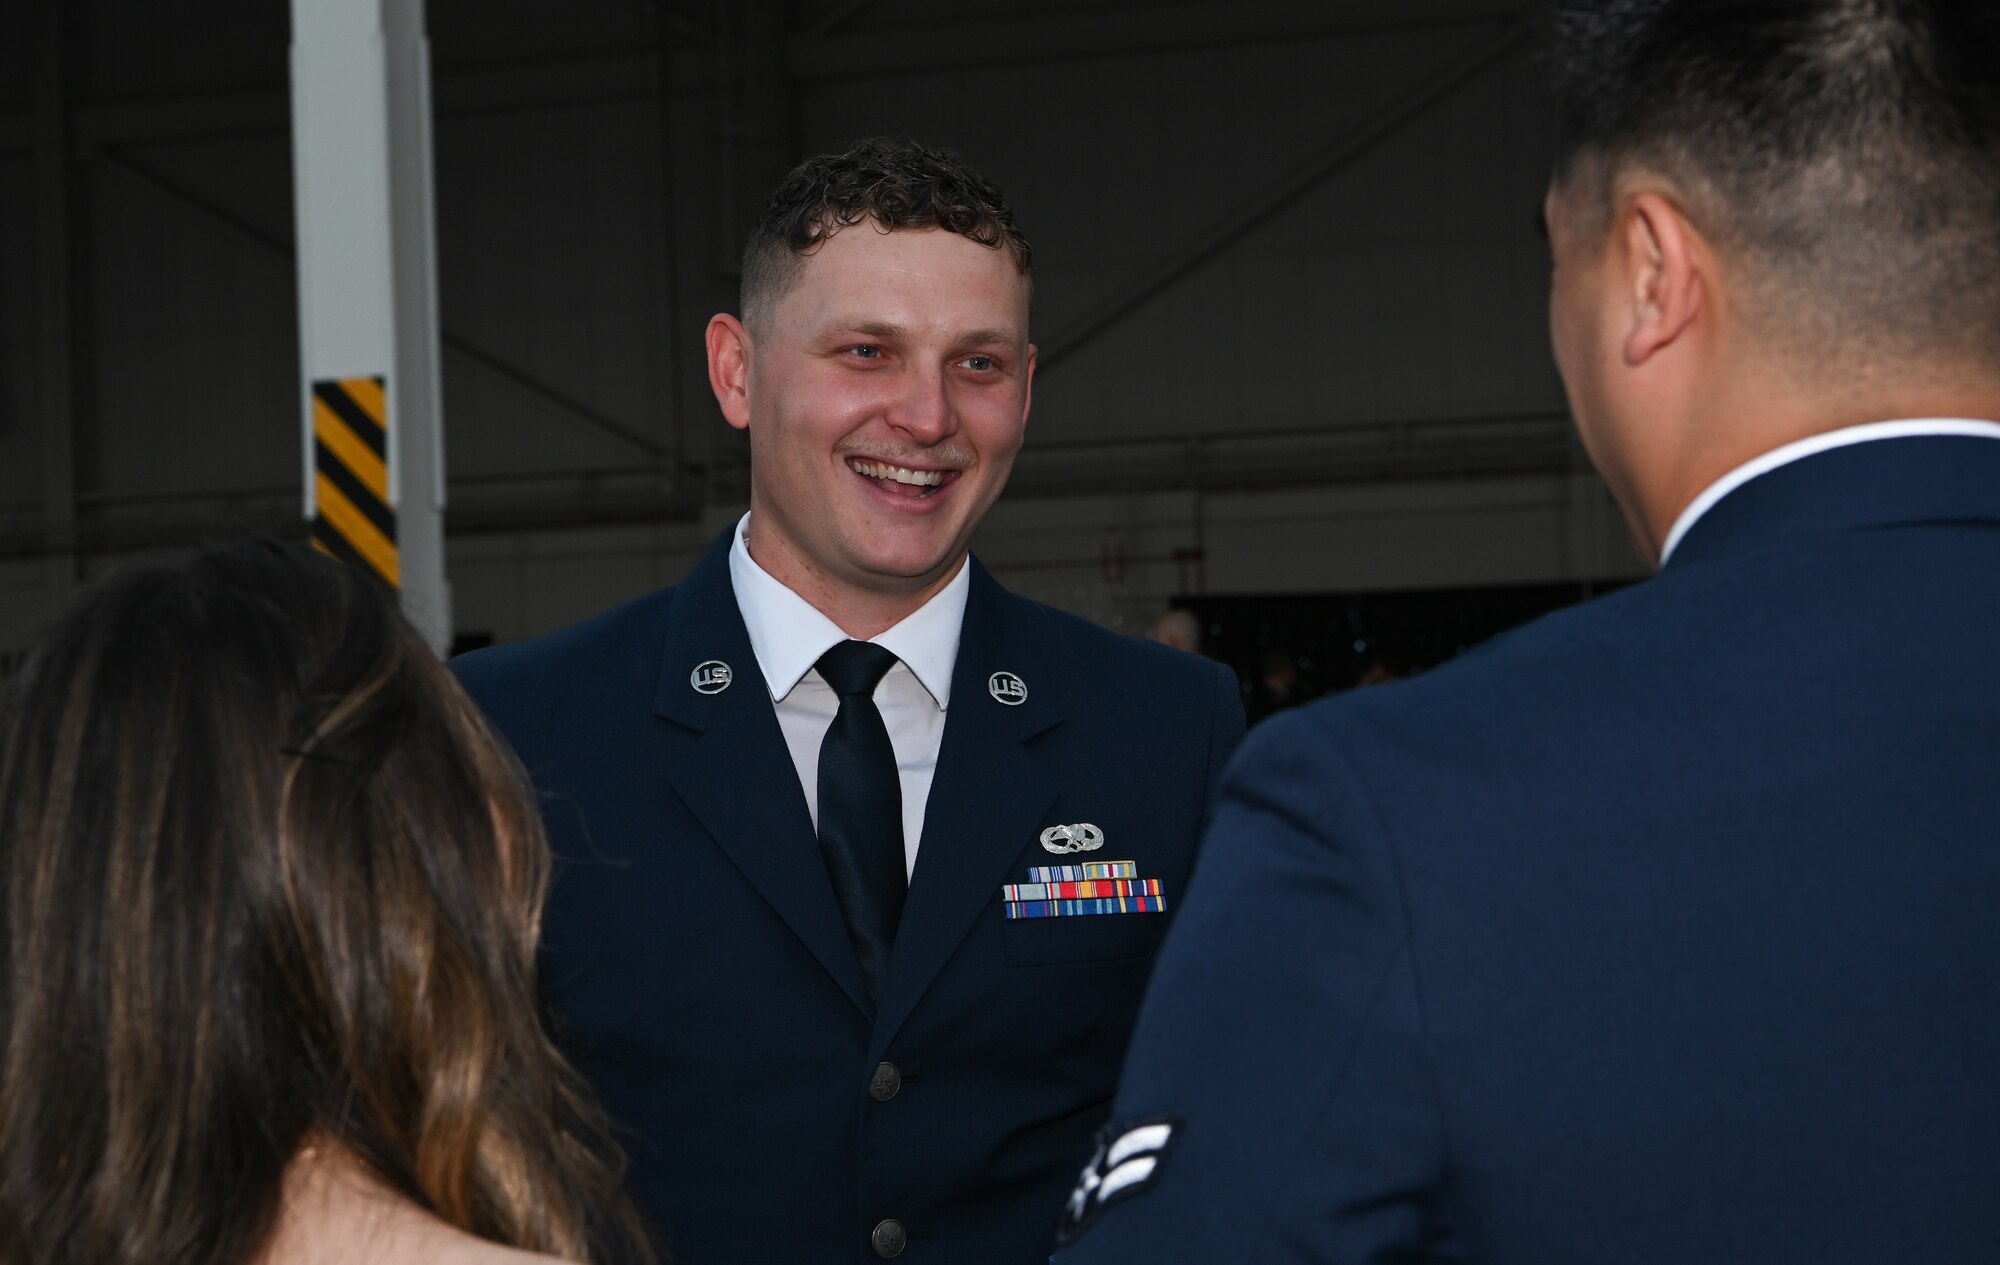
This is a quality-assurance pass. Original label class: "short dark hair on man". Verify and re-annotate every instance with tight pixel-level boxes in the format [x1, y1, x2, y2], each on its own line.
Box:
[740, 136, 1032, 330]
[1548, 0, 2000, 357]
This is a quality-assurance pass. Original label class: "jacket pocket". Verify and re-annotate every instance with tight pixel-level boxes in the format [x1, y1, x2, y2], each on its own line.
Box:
[1001, 908, 1166, 966]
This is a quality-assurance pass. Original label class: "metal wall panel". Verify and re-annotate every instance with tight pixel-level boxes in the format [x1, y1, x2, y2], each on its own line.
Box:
[75, 2, 288, 101]
[433, 99, 676, 478]
[0, 153, 35, 494]
[86, 132, 299, 500]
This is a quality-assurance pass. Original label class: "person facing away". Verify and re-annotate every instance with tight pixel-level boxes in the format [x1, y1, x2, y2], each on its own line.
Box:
[0, 540, 654, 1265]
[452, 137, 1245, 1264]
[1054, 2, 2000, 1261]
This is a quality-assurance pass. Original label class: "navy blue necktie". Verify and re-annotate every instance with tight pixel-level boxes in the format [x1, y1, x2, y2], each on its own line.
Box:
[815, 640, 906, 1006]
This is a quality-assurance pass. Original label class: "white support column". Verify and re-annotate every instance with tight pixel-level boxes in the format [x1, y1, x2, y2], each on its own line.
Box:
[290, 0, 451, 653]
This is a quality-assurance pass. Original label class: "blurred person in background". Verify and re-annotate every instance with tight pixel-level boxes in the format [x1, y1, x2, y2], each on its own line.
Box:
[1149, 608, 1204, 655]
[1244, 646, 1301, 726]
[0, 541, 653, 1265]
[1351, 655, 1404, 689]
[1056, 0, 2000, 1260]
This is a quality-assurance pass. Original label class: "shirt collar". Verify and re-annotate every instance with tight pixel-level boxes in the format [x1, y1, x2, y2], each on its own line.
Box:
[1658, 418, 2000, 565]
[727, 513, 967, 709]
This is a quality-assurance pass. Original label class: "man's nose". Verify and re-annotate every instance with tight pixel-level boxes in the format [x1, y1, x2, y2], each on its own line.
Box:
[884, 362, 955, 444]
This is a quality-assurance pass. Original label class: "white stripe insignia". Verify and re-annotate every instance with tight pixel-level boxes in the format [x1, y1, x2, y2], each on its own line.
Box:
[1055, 1115, 1181, 1246]
[1097, 1156, 1158, 1201]
[1106, 1123, 1172, 1167]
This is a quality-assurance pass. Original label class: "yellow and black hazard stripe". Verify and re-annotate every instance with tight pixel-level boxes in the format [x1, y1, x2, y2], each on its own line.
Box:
[310, 376, 399, 587]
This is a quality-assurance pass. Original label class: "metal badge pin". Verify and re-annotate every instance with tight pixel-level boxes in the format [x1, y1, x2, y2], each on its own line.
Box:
[988, 670, 1027, 706]
[1040, 823, 1105, 854]
[690, 660, 733, 695]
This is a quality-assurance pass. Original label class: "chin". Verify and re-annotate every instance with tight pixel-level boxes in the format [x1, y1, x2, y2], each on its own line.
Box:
[869, 556, 958, 586]
[850, 524, 964, 573]
[852, 544, 962, 589]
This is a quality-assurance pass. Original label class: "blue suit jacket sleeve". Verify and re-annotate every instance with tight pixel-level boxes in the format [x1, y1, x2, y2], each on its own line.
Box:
[1056, 705, 1444, 1263]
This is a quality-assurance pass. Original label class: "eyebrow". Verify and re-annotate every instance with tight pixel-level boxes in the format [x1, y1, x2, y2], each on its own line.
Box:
[837, 320, 909, 341]
[958, 327, 1024, 348]
[832, 319, 1024, 347]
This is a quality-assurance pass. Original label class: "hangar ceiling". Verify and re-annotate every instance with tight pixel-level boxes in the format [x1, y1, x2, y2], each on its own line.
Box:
[1, 0, 1626, 648]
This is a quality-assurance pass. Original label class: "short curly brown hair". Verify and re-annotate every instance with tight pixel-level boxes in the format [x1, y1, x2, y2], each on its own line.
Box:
[740, 136, 1033, 330]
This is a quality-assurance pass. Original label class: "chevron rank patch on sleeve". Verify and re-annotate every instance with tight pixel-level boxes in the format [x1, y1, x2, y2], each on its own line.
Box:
[1055, 1114, 1181, 1246]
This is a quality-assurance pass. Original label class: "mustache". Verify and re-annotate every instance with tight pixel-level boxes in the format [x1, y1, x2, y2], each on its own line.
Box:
[834, 438, 976, 470]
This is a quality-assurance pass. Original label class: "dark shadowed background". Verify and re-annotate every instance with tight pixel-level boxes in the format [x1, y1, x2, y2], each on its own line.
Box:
[0, 0, 1641, 704]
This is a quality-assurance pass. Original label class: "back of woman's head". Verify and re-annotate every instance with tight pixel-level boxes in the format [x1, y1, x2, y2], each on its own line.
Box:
[0, 540, 649, 1265]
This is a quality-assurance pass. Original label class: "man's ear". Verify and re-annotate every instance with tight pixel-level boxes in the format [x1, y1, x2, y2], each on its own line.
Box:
[1020, 343, 1037, 431]
[1621, 192, 1706, 367]
[706, 314, 753, 431]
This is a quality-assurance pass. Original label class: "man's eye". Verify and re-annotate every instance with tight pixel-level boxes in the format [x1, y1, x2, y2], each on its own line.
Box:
[960, 356, 996, 372]
[849, 345, 884, 359]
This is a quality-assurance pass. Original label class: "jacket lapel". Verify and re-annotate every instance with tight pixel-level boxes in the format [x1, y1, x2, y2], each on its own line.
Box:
[873, 560, 1062, 1052]
[653, 532, 874, 1019]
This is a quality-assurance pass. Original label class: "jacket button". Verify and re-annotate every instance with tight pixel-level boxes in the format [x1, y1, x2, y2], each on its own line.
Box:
[869, 1061, 902, 1102]
[870, 1218, 907, 1258]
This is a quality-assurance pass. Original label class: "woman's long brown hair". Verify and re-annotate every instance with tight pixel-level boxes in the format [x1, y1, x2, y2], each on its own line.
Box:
[0, 540, 654, 1265]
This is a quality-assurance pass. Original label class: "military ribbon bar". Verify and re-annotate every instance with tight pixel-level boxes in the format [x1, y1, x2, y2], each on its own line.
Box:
[1027, 860, 1139, 884]
[1006, 859, 1166, 918]
[1002, 879, 1164, 902]
[1004, 894, 1168, 919]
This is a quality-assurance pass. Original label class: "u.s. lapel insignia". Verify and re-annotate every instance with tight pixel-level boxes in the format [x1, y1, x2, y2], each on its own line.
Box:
[689, 660, 732, 695]
[987, 670, 1027, 705]
[1040, 822, 1105, 854]
[1001, 858, 1167, 918]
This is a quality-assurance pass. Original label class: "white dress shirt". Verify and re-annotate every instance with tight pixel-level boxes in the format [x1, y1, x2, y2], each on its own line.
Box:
[1659, 417, 2000, 565]
[728, 513, 967, 880]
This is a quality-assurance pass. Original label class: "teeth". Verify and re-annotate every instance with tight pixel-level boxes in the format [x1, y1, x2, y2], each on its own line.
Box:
[851, 459, 946, 487]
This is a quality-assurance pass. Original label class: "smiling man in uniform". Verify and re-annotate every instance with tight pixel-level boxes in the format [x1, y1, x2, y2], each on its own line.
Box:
[454, 137, 1244, 1264]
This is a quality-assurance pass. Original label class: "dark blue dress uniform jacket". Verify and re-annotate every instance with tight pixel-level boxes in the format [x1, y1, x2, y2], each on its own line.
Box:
[453, 529, 1244, 1264]
[1054, 435, 2000, 1264]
